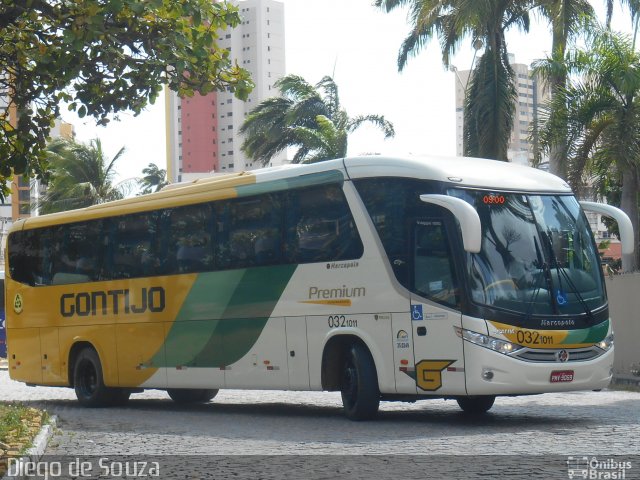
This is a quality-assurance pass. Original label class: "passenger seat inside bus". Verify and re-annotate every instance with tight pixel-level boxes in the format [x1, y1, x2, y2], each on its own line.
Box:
[51, 257, 93, 285]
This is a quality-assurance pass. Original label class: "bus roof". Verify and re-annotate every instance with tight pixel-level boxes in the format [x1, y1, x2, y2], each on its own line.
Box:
[11, 155, 571, 232]
[343, 155, 571, 193]
[162, 155, 571, 194]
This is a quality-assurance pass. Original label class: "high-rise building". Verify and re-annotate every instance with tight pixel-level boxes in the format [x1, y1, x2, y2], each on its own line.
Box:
[453, 54, 549, 166]
[166, 0, 286, 183]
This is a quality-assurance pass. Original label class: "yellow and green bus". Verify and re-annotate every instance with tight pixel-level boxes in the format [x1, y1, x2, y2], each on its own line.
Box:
[5, 155, 633, 420]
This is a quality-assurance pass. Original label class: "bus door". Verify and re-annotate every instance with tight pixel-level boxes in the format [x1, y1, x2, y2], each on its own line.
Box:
[409, 218, 466, 395]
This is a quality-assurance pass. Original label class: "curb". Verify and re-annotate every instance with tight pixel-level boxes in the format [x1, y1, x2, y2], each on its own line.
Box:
[1, 415, 57, 480]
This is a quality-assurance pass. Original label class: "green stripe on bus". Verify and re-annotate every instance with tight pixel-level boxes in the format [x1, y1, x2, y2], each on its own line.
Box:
[159, 270, 244, 368]
[562, 319, 609, 345]
[157, 264, 297, 368]
[236, 170, 344, 197]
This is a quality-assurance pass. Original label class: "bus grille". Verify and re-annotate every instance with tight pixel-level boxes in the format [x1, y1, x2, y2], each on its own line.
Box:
[511, 347, 602, 363]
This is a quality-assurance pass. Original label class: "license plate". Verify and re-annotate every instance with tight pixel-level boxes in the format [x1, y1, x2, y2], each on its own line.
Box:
[550, 370, 574, 383]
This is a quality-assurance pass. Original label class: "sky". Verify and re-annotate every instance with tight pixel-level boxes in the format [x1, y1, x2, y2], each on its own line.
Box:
[63, 0, 634, 184]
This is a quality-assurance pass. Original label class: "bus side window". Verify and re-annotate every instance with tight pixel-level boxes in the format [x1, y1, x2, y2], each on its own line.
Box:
[36, 221, 103, 285]
[218, 194, 283, 270]
[107, 212, 159, 279]
[286, 184, 363, 264]
[166, 204, 214, 274]
[353, 178, 411, 285]
[413, 221, 460, 308]
[74, 221, 103, 281]
[254, 227, 281, 265]
[8, 229, 45, 286]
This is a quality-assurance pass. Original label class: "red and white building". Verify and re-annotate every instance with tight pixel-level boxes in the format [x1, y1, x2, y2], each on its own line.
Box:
[165, 0, 286, 183]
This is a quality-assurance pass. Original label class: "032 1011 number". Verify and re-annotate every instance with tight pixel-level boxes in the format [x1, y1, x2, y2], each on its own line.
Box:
[327, 315, 357, 328]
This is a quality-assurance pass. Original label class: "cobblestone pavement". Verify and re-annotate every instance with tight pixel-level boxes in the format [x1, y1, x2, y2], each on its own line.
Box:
[1, 371, 639, 478]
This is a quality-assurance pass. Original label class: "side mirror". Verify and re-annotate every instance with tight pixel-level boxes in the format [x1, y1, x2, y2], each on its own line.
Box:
[420, 194, 482, 253]
[580, 201, 635, 255]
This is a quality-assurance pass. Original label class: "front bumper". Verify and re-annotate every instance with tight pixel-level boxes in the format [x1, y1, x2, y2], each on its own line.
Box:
[464, 342, 614, 395]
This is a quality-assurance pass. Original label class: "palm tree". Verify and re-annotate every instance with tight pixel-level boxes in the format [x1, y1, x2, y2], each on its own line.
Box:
[604, 0, 640, 32]
[39, 138, 132, 214]
[138, 162, 169, 195]
[534, 1, 640, 177]
[375, 0, 532, 160]
[239, 74, 394, 164]
[533, 0, 594, 177]
[537, 28, 640, 271]
[287, 115, 348, 164]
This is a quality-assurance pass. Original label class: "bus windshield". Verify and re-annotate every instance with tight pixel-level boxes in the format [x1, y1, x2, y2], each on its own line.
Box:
[449, 189, 606, 316]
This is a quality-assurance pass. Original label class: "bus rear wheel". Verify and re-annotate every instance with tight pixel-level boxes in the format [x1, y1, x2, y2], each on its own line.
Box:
[73, 348, 116, 408]
[456, 395, 495, 414]
[340, 343, 380, 421]
[167, 388, 218, 404]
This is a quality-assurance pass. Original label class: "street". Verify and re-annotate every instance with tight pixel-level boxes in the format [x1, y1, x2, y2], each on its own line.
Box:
[1, 371, 639, 479]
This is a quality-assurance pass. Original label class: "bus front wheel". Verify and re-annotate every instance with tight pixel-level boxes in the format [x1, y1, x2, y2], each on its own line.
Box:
[167, 388, 218, 404]
[73, 348, 116, 408]
[456, 395, 495, 414]
[340, 343, 380, 421]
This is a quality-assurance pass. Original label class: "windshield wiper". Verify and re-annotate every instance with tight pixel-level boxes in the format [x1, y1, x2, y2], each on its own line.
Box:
[542, 230, 594, 320]
[524, 235, 552, 319]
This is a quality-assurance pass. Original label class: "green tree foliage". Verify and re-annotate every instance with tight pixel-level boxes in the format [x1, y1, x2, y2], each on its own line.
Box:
[138, 162, 168, 195]
[0, 0, 253, 198]
[603, 0, 640, 30]
[239, 74, 394, 164]
[463, 41, 518, 161]
[38, 137, 134, 214]
[533, 0, 594, 177]
[375, 0, 531, 160]
[536, 27, 640, 270]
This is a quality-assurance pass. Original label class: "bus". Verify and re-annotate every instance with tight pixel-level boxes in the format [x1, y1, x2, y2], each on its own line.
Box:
[5, 155, 633, 420]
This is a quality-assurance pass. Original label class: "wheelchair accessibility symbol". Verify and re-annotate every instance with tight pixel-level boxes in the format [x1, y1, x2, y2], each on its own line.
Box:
[555, 290, 568, 306]
[411, 304, 424, 321]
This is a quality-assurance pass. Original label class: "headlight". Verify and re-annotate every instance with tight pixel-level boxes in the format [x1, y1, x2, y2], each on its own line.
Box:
[597, 333, 614, 351]
[454, 326, 522, 355]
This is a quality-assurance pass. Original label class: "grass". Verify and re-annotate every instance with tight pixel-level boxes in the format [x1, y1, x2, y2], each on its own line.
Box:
[0, 403, 47, 475]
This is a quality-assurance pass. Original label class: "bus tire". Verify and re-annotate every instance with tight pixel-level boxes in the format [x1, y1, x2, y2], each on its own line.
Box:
[73, 348, 115, 408]
[167, 388, 218, 404]
[456, 395, 495, 414]
[340, 343, 380, 421]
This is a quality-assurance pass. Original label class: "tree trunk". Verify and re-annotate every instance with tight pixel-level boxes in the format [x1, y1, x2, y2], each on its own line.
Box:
[547, 67, 567, 178]
[548, 10, 568, 179]
[620, 167, 639, 272]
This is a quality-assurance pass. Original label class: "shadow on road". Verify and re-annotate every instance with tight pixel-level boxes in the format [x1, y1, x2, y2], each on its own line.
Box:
[15, 391, 638, 447]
